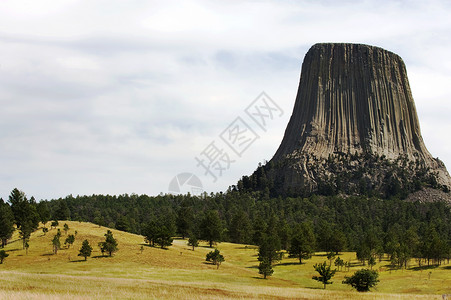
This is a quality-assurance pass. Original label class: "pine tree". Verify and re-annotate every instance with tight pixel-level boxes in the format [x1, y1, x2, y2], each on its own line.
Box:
[36, 201, 50, 228]
[143, 218, 174, 249]
[205, 249, 225, 269]
[0, 199, 14, 248]
[78, 240, 92, 261]
[8, 189, 39, 247]
[258, 257, 273, 279]
[99, 230, 118, 256]
[176, 207, 193, 239]
[65, 234, 75, 248]
[312, 261, 336, 289]
[188, 233, 199, 251]
[288, 222, 316, 264]
[258, 234, 282, 265]
[200, 210, 222, 248]
[229, 210, 251, 244]
[334, 257, 344, 271]
[52, 234, 61, 254]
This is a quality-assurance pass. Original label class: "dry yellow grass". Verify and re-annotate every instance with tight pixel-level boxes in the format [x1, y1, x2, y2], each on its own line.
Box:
[0, 221, 448, 299]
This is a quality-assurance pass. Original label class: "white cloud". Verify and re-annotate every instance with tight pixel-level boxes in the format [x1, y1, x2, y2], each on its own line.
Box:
[1, 0, 451, 199]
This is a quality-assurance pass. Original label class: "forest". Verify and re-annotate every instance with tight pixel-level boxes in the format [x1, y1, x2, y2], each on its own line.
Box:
[1, 183, 450, 269]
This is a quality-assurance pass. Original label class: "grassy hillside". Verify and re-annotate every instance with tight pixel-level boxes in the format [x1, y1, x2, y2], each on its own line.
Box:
[0, 221, 449, 299]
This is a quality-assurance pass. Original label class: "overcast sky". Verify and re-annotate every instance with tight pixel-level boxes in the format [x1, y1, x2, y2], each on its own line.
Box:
[1, 0, 451, 200]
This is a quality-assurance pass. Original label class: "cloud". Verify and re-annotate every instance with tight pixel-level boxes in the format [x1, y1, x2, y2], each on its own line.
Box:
[0, 0, 450, 199]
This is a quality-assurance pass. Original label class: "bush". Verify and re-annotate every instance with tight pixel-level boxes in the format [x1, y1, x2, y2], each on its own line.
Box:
[343, 269, 379, 292]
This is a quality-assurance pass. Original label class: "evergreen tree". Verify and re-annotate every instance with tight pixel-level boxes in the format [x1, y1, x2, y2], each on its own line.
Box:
[36, 201, 50, 228]
[65, 234, 75, 248]
[258, 234, 282, 278]
[55, 200, 70, 220]
[52, 234, 60, 254]
[252, 216, 267, 246]
[278, 219, 291, 250]
[78, 239, 92, 261]
[288, 222, 316, 264]
[155, 225, 174, 249]
[205, 249, 225, 269]
[368, 256, 376, 269]
[312, 261, 336, 289]
[8, 189, 39, 245]
[356, 245, 371, 266]
[343, 269, 379, 292]
[258, 257, 273, 279]
[229, 210, 251, 244]
[19, 220, 33, 249]
[143, 219, 159, 247]
[9, 188, 28, 228]
[334, 257, 344, 271]
[143, 218, 175, 249]
[99, 230, 118, 256]
[0, 199, 14, 248]
[188, 233, 199, 251]
[329, 228, 347, 254]
[316, 220, 333, 252]
[176, 206, 193, 239]
[115, 216, 130, 232]
[63, 223, 69, 235]
[200, 210, 222, 248]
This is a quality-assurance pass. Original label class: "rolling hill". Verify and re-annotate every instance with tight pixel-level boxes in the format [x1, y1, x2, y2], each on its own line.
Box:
[0, 221, 448, 299]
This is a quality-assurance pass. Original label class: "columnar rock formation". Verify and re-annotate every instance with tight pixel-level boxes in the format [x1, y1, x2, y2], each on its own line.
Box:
[264, 43, 451, 197]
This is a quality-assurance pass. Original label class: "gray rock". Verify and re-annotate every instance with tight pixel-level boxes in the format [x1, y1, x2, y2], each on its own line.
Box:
[267, 43, 451, 197]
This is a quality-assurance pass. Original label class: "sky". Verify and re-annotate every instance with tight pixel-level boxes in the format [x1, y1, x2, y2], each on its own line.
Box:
[1, 0, 451, 200]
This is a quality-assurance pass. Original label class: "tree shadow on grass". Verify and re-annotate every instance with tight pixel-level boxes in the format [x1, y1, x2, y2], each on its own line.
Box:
[236, 246, 258, 250]
[443, 266, 451, 270]
[199, 245, 215, 249]
[41, 253, 54, 256]
[348, 261, 362, 268]
[139, 243, 170, 250]
[246, 265, 258, 269]
[252, 276, 267, 280]
[5, 248, 21, 252]
[410, 265, 439, 271]
[276, 262, 303, 267]
[69, 259, 87, 263]
[92, 255, 109, 258]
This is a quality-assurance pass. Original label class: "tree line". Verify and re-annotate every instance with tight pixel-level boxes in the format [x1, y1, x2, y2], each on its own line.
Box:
[1, 188, 450, 269]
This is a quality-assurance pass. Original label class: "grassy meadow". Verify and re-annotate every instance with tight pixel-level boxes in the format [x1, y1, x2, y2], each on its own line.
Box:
[0, 221, 449, 299]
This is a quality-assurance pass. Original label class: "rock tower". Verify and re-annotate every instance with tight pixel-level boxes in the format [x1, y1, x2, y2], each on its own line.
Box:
[261, 43, 451, 197]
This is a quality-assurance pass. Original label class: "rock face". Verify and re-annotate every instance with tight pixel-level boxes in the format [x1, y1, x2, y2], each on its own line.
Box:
[266, 43, 451, 197]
